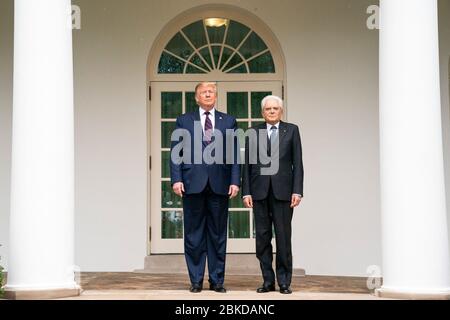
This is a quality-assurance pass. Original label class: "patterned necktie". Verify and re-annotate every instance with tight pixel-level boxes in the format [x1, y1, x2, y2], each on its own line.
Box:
[204, 111, 213, 144]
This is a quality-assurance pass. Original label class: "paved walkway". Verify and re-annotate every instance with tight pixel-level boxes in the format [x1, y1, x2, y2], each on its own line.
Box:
[60, 273, 389, 300]
[64, 289, 386, 300]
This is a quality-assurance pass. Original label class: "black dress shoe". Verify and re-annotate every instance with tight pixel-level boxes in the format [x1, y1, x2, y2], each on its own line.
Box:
[209, 283, 227, 293]
[279, 284, 292, 294]
[189, 283, 202, 293]
[256, 284, 276, 293]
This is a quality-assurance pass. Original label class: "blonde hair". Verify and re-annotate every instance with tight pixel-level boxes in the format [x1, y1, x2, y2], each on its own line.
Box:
[195, 82, 217, 94]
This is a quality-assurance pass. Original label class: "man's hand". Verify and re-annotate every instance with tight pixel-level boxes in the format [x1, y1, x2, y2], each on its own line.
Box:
[243, 196, 253, 208]
[290, 194, 302, 208]
[228, 185, 240, 199]
[172, 182, 185, 197]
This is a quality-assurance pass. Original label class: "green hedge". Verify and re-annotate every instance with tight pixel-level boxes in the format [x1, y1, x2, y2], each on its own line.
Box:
[0, 264, 4, 297]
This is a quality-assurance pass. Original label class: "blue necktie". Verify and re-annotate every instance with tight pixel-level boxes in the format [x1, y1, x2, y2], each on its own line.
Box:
[269, 126, 277, 141]
[267, 126, 277, 156]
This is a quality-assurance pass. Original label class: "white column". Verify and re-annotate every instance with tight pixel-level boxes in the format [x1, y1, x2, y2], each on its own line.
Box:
[4, 0, 79, 299]
[378, 0, 450, 299]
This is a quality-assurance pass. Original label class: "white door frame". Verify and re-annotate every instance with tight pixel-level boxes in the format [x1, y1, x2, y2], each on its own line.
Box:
[146, 4, 287, 255]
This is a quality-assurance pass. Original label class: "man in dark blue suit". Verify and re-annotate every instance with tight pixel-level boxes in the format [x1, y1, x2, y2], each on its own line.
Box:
[170, 82, 240, 293]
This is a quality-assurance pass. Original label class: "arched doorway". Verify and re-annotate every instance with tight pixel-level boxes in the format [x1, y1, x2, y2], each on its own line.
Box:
[147, 5, 286, 254]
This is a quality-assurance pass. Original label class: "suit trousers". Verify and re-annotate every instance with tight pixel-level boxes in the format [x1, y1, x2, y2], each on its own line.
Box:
[253, 182, 294, 287]
[182, 182, 229, 286]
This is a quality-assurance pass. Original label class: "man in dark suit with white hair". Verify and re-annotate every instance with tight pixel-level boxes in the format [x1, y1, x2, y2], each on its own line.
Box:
[242, 95, 304, 294]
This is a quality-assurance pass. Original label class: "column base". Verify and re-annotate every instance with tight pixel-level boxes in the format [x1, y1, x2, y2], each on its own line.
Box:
[3, 286, 81, 300]
[375, 287, 450, 300]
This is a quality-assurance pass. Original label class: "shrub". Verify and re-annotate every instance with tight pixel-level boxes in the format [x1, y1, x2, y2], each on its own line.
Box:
[0, 244, 4, 298]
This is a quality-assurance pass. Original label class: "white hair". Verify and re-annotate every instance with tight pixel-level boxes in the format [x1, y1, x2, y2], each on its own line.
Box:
[261, 95, 283, 110]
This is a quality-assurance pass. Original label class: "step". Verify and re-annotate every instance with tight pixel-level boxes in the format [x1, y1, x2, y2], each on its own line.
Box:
[135, 254, 305, 276]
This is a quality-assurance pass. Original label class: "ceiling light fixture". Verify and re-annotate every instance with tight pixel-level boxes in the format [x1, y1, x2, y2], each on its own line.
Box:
[204, 18, 228, 27]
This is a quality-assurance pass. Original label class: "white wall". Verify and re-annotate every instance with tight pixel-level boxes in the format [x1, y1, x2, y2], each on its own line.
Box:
[283, 0, 381, 276]
[0, 0, 449, 276]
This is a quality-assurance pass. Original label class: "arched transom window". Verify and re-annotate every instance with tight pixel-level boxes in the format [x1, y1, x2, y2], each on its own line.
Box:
[158, 18, 275, 74]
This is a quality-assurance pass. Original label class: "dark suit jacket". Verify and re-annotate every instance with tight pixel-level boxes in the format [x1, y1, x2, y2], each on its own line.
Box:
[170, 110, 241, 196]
[242, 121, 303, 201]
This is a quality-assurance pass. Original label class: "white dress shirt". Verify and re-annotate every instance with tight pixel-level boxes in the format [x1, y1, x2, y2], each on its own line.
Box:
[199, 107, 215, 133]
[266, 122, 280, 139]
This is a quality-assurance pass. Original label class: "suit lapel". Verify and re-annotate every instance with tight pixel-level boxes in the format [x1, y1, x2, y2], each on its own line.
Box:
[260, 121, 286, 155]
[189, 110, 204, 148]
[191, 110, 200, 123]
[214, 110, 224, 133]
[278, 121, 287, 145]
[256, 123, 269, 155]
[258, 122, 286, 140]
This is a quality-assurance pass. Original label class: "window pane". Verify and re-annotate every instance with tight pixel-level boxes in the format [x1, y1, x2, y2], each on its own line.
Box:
[185, 92, 197, 113]
[227, 92, 248, 119]
[251, 92, 272, 118]
[211, 45, 221, 69]
[162, 151, 170, 178]
[190, 53, 209, 71]
[182, 20, 207, 48]
[248, 52, 275, 73]
[236, 122, 249, 147]
[219, 47, 233, 69]
[222, 50, 243, 72]
[229, 188, 245, 209]
[225, 20, 250, 48]
[239, 32, 267, 59]
[161, 121, 176, 149]
[237, 121, 249, 131]
[206, 24, 226, 45]
[227, 64, 248, 74]
[158, 52, 185, 74]
[199, 47, 213, 70]
[165, 32, 194, 60]
[161, 92, 182, 118]
[161, 181, 182, 208]
[162, 211, 183, 239]
[186, 64, 207, 74]
[229, 211, 250, 238]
